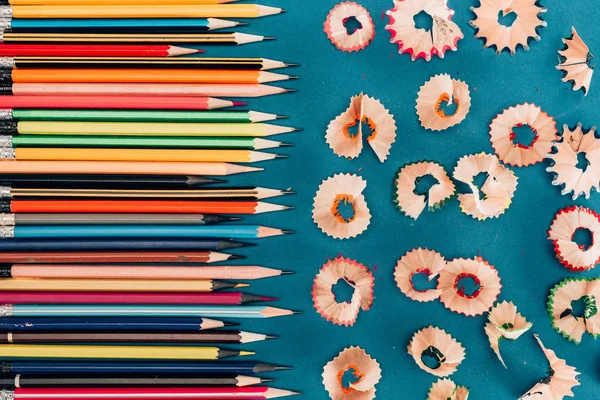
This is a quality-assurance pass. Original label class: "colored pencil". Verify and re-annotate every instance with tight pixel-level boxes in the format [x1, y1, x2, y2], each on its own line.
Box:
[0, 317, 235, 332]
[0, 387, 298, 399]
[7, 83, 294, 97]
[0, 250, 241, 263]
[0, 331, 275, 344]
[2, 18, 243, 33]
[0, 213, 240, 225]
[1, 200, 291, 214]
[0, 225, 293, 239]
[0, 344, 253, 360]
[0, 279, 248, 292]
[3, 265, 291, 280]
[1, 121, 298, 136]
[2, 69, 295, 84]
[0, 374, 268, 388]
[0, 305, 298, 318]
[0, 238, 251, 251]
[1, 136, 290, 150]
[1, 148, 284, 163]
[0, 44, 199, 57]
[0, 161, 262, 176]
[0, 96, 243, 110]
[1, 33, 274, 46]
[0, 174, 224, 188]
[0, 361, 289, 375]
[0, 291, 275, 304]
[1, 0, 241, 4]
[0, 57, 295, 70]
[0, 4, 284, 18]
[3, 110, 285, 123]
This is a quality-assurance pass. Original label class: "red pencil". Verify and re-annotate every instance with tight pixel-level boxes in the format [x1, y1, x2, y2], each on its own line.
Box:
[0, 44, 199, 57]
[9, 387, 298, 399]
[0, 95, 244, 110]
[5, 200, 289, 214]
[0, 291, 276, 305]
[0, 251, 239, 263]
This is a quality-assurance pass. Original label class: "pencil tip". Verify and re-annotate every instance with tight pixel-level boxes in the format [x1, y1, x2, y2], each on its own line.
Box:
[238, 241, 257, 248]
[283, 190, 295, 195]
[235, 283, 251, 288]
[265, 335, 279, 340]
[284, 206, 295, 211]
[260, 296, 279, 302]
[285, 89, 297, 93]
[275, 154, 288, 159]
[232, 101, 248, 106]
[292, 127, 303, 132]
[281, 270, 295, 275]
[292, 310, 303, 314]
[285, 63, 300, 67]
[229, 217, 244, 221]
[280, 142, 294, 147]
[276, 115, 289, 119]
[239, 351, 255, 357]
[264, 36, 276, 41]
[274, 366, 293, 371]
[224, 321, 239, 327]
[289, 76, 300, 80]
[229, 254, 246, 260]
[282, 230, 295, 235]
[238, 22, 249, 26]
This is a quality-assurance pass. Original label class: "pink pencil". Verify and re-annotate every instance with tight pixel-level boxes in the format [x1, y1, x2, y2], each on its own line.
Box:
[10, 83, 294, 98]
[6, 265, 291, 280]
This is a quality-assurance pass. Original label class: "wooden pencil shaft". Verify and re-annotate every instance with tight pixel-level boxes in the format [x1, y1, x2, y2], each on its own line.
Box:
[2, 33, 261, 45]
[5, 188, 271, 199]
[0, 331, 247, 343]
[9, 213, 232, 225]
[9, 110, 269, 122]
[7, 58, 274, 70]
[0, 278, 236, 292]
[0, 251, 225, 263]
[0, 174, 218, 188]
[0, 239, 246, 252]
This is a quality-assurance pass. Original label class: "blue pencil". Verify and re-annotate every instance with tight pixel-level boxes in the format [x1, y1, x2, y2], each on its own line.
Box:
[0, 361, 290, 375]
[0, 238, 251, 251]
[1, 18, 241, 32]
[0, 305, 297, 319]
[3, 225, 291, 239]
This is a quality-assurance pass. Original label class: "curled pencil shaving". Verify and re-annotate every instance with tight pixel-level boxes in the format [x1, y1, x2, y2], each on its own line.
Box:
[416, 74, 471, 131]
[519, 334, 580, 399]
[489, 103, 557, 167]
[313, 173, 371, 239]
[407, 325, 465, 377]
[324, 2, 375, 53]
[322, 346, 381, 400]
[485, 301, 532, 368]
[326, 93, 396, 162]
[312, 256, 375, 327]
[394, 248, 446, 302]
[437, 257, 502, 317]
[385, 0, 463, 62]
[427, 378, 469, 400]
[557, 27, 594, 95]
[547, 206, 600, 272]
[546, 124, 600, 200]
[393, 161, 455, 219]
[470, 0, 547, 55]
[547, 277, 600, 344]
[453, 153, 518, 220]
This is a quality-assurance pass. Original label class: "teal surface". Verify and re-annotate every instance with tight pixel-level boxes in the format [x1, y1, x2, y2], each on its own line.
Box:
[206, 0, 600, 398]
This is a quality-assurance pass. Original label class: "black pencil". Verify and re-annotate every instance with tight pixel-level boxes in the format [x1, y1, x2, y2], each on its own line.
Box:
[0, 174, 223, 188]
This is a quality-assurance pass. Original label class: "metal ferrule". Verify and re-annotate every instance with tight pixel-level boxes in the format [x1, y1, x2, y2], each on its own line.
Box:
[0, 110, 12, 121]
[0, 7, 12, 20]
[0, 136, 11, 147]
[0, 389, 14, 400]
[0, 19, 10, 31]
[0, 148, 14, 159]
[0, 58, 13, 70]
[0, 362, 12, 374]
[0, 225, 13, 238]
[0, 187, 9, 199]
[0, 214, 12, 226]
[0, 305, 13, 317]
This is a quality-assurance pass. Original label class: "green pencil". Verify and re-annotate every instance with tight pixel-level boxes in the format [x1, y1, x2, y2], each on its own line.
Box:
[2, 110, 285, 123]
[0, 135, 291, 150]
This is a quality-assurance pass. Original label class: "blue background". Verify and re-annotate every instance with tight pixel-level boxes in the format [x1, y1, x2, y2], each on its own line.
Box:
[207, 0, 600, 398]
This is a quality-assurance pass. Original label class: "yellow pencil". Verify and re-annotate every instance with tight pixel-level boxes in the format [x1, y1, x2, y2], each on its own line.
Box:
[11, 121, 298, 137]
[0, 344, 253, 359]
[3, 4, 283, 18]
[5, 148, 283, 163]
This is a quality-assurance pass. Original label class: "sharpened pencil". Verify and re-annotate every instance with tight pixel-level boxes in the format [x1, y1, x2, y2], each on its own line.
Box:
[4, 265, 291, 280]
[1, 0, 241, 4]
[0, 291, 276, 305]
[0, 239, 250, 251]
[0, 44, 199, 57]
[0, 174, 224, 188]
[0, 250, 241, 263]
[0, 317, 235, 332]
[0, 213, 240, 225]
[0, 361, 289, 375]
[0, 279, 248, 292]
[1, 200, 291, 214]
[0, 330, 275, 344]
[0, 344, 254, 360]
[0, 305, 299, 319]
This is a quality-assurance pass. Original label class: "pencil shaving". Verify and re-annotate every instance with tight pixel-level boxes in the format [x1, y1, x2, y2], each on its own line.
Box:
[519, 335, 580, 399]
[385, 0, 463, 61]
[485, 301, 532, 368]
[312, 257, 374, 327]
[546, 124, 600, 200]
[324, 2, 375, 53]
[322, 346, 381, 400]
[407, 326, 465, 377]
[394, 161, 455, 219]
[557, 27, 594, 95]
[547, 277, 600, 344]
[453, 153, 518, 220]
[548, 206, 600, 271]
[313, 173, 371, 239]
[427, 378, 469, 400]
[489, 103, 557, 167]
[470, 0, 547, 55]
[438, 257, 502, 317]
[395, 248, 446, 302]
[416, 74, 471, 131]
[326, 93, 396, 162]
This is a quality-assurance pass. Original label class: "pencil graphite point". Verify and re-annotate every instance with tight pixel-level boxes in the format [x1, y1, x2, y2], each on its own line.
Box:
[282, 230, 295, 235]
[232, 101, 247, 106]
[261, 378, 275, 383]
[280, 142, 294, 147]
[235, 283, 251, 289]
[292, 127, 303, 132]
[283, 190, 295, 195]
[285, 63, 300, 67]
[223, 321, 240, 327]
[275, 154, 287, 159]
[276, 115, 289, 119]
[285, 89, 297, 93]
[289, 76, 300, 80]
[281, 270, 295, 275]
[266, 335, 279, 340]
[253, 364, 292, 373]
[238, 351, 255, 357]
[228, 254, 246, 260]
